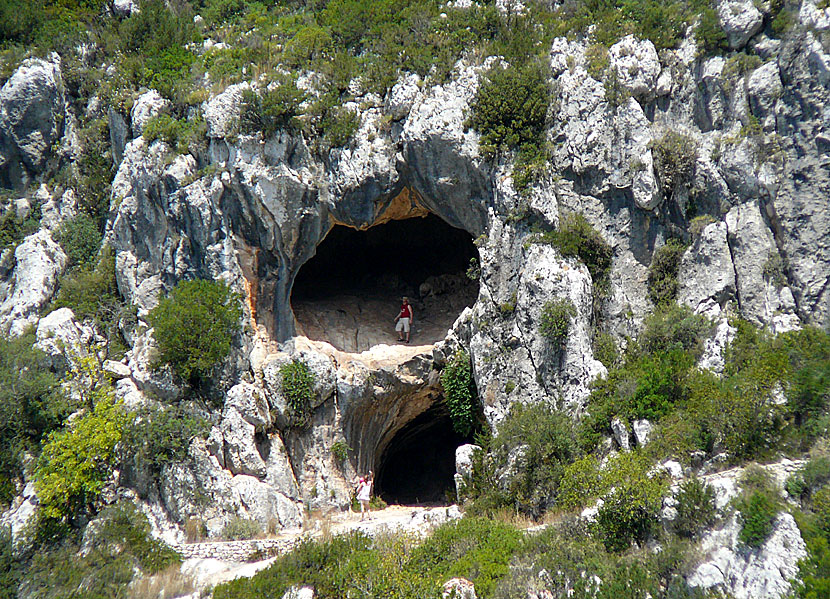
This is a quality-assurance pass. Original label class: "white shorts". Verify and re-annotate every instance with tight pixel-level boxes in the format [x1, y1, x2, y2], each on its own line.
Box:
[396, 318, 410, 333]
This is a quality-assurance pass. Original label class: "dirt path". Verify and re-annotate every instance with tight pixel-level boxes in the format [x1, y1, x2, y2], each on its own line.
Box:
[177, 504, 461, 591]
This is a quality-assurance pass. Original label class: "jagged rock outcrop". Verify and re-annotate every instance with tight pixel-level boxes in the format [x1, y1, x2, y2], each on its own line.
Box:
[0, 54, 65, 191]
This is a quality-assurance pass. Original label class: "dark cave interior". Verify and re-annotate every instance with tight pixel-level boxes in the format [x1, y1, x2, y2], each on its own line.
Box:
[373, 403, 473, 505]
[290, 214, 480, 351]
[292, 214, 477, 300]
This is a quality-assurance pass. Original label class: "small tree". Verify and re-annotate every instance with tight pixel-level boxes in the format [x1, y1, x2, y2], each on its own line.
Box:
[148, 279, 242, 385]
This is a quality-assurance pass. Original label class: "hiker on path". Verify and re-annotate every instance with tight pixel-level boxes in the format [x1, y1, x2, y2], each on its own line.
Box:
[394, 297, 414, 343]
[356, 472, 373, 520]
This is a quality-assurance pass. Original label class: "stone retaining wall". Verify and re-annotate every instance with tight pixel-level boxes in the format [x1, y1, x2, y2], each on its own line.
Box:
[172, 538, 299, 562]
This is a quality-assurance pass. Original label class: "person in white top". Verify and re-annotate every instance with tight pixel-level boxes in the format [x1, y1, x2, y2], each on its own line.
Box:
[355, 472, 374, 520]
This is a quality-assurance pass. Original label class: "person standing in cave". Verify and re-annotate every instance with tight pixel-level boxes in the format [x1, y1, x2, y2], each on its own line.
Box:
[394, 297, 414, 343]
[356, 473, 373, 520]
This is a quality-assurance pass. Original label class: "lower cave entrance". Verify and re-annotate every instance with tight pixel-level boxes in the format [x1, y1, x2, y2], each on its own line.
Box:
[291, 214, 479, 352]
[374, 403, 472, 505]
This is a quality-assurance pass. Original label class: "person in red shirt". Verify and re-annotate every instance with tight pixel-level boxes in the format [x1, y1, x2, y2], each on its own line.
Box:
[394, 296, 414, 343]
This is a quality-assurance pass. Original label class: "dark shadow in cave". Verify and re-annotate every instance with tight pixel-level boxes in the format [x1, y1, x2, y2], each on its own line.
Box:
[374, 403, 473, 505]
[291, 214, 479, 352]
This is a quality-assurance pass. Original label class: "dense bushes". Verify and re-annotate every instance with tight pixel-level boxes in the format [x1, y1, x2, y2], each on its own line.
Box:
[215, 517, 523, 599]
[468, 62, 550, 158]
[735, 468, 782, 548]
[122, 404, 209, 474]
[143, 113, 208, 155]
[673, 477, 717, 538]
[0, 333, 66, 503]
[23, 502, 180, 598]
[34, 357, 127, 525]
[239, 81, 306, 138]
[651, 130, 698, 196]
[147, 279, 242, 385]
[647, 239, 688, 306]
[468, 402, 577, 518]
[0, 200, 41, 254]
[440, 350, 477, 437]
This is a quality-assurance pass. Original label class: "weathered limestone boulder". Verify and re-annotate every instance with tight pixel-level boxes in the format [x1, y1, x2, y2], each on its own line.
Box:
[130, 90, 171, 137]
[724, 201, 778, 325]
[0, 230, 66, 335]
[747, 62, 783, 132]
[678, 221, 736, 318]
[611, 417, 631, 451]
[386, 72, 421, 121]
[699, 317, 737, 375]
[0, 55, 65, 189]
[632, 419, 652, 447]
[127, 328, 180, 401]
[688, 512, 806, 599]
[800, 0, 830, 31]
[608, 35, 660, 100]
[443, 578, 477, 599]
[203, 82, 249, 140]
[35, 307, 90, 371]
[717, 0, 763, 49]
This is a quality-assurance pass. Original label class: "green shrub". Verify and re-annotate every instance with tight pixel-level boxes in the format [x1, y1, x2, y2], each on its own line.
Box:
[123, 405, 209, 474]
[440, 350, 477, 437]
[647, 238, 688, 306]
[689, 214, 716, 237]
[558, 454, 602, 511]
[539, 298, 576, 348]
[0, 332, 66, 504]
[762, 251, 787, 289]
[673, 477, 717, 538]
[467, 61, 550, 157]
[331, 440, 351, 462]
[410, 517, 523, 597]
[0, 199, 41, 254]
[70, 118, 115, 226]
[321, 107, 360, 148]
[585, 44, 610, 80]
[788, 457, 830, 502]
[737, 491, 780, 548]
[24, 501, 180, 596]
[57, 213, 101, 269]
[474, 402, 577, 518]
[594, 470, 666, 552]
[34, 359, 127, 525]
[813, 486, 830, 536]
[239, 80, 306, 138]
[651, 130, 698, 196]
[536, 212, 613, 295]
[280, 359, 315, 428]
[147, 279, 242, 384]
[222, 517, 263, 541]
[143, 113, 207, 155]
[592, 331, 619, 368]
[695, 8, 728, 56]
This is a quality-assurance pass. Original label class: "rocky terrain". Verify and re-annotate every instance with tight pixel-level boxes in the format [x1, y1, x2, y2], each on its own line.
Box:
[0, 0, 829, 597]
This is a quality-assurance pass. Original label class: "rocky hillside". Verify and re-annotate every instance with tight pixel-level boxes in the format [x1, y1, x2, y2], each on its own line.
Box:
[1, 0, 829, 597]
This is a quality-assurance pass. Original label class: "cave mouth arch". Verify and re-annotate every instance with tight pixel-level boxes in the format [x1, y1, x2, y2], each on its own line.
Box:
[291, 214, 479, 352]
[374, 403, 472, 505]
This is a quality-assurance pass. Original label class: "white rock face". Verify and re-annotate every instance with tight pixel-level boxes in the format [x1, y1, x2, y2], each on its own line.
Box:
[718, 0, 764, 49]
[748, 62, 783, 132]
[283, 587, 315, 599]
[455, 444, 479, 479]
[386, 72, 421, 120]
[608, 35, 660, 99]
[688, 512, 806, 599]
[443, 578, 477, 599]
[632, 419, 652, 447]
[699, 317, 738, 375]
[0, 230, 66, 335]
[0, 55, 64, 187]
[611, 417, 630, 451]
[801, 0, 830, 31]
[130, 90, 171, 137]
[35, 307, 89, 371]
[112, 0, 139, 17]
[203, 82, 249, 139]
[0, 482, 38, 540]
[678, 221, 736, 318]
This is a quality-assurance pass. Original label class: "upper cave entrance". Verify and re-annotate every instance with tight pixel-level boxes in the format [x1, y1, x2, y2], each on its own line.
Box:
[373, 403, 472, 505]
[291, 214, 479, 352]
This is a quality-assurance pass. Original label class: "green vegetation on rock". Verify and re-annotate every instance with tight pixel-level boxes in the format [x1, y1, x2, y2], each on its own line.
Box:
[440, 349, 477, 437]
[281, 359, 316, 428]
[147, 279, 242, 385]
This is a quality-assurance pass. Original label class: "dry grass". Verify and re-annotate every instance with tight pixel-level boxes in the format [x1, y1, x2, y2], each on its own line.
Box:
[127, 564, 195, 599]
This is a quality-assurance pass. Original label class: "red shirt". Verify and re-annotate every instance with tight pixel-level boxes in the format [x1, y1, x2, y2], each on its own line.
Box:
[399, 303, 412, 319]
